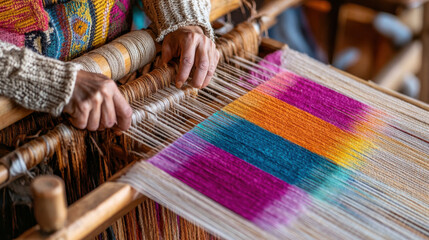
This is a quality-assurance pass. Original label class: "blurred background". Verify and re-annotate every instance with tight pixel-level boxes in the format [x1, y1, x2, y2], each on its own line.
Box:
[224, 0, 429, 102]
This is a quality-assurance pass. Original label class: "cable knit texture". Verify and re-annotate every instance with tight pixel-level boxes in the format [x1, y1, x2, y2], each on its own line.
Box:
[143, 0, 214, 42]
[0, 41, 80, 116]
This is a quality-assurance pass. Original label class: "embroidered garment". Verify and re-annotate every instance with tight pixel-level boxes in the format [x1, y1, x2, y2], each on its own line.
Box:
[6, 0, 132, 61]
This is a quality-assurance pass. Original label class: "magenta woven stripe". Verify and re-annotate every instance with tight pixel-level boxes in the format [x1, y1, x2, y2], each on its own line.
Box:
[149, 132, 309, 230]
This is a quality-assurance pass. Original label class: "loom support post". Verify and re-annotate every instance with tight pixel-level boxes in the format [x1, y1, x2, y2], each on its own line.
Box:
[31, 175, 68, 233]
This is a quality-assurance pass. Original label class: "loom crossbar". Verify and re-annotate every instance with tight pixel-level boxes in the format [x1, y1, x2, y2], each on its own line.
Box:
[12, 1, 428, 239]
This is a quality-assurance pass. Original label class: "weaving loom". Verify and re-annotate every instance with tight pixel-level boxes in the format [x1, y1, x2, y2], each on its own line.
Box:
[1, 0, 428, 239]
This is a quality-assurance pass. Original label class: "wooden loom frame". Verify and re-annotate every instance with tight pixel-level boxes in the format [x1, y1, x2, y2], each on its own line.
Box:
[16, 35, 429, 240]
[13, 1, 429, 238]
[10, 4, 429, 240]
[1, 0, 427, 239]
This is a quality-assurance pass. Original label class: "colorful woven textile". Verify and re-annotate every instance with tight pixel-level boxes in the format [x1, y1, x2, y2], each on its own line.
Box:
[121, 50, 429, 239]
[43, 0, 131, 60]
[148, 66, 379, 234]
[0, 0, 131, 60]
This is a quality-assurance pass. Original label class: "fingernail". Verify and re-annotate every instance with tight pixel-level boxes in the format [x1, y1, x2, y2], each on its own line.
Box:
[176, 81, 183, 89]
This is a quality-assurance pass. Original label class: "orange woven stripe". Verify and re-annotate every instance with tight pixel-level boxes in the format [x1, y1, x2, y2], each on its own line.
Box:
[223, 90, 372, 168]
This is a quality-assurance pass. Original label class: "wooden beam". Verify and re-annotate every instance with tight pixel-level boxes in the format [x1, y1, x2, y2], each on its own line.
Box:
[18, 182, 145, 240]
[374, 41, 422, 91]
[19, 160, 146, 240]
[260, 37, 287, 53]
[0, 97, 32, 131]
[258, 0, 303, 30]
[210, 0, 242, 22]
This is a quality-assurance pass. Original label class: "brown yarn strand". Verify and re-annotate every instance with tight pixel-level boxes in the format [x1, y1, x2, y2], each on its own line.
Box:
[119, 64, 177, 103]
[216, 22, 260, 62]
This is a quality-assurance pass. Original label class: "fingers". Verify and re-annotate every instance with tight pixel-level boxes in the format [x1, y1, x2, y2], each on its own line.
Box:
[86, 92, 103, 131]
[99, 94, 116, 130]
[161, 27, 218, 89]
[191, 40, 210, 88]
[70, 91, 131, 132]
[161, 42, 174, 66]
[69, 102, 91, 130]
[113, 91, 133, 131]
[65, 70, 132, 132]
[201, 45, 219, 88]
[177, 36, 197, 88]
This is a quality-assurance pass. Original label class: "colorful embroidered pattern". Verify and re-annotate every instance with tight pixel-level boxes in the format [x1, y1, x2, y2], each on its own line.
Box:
[107, 0, 132, 41]
[3, 0, 131, 60]
[42, 0, 70, 7]
[0, 29, 25, 48]
[0, 0, 49, 34]
[91, 0, 115, 47]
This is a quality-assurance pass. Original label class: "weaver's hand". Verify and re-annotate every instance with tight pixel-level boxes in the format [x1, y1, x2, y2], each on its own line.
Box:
[63, 70, 133, 131]
[161, 26, 219, 89]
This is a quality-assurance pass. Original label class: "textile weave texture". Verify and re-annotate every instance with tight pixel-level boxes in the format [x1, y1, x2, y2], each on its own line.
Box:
[133, 50, 429, 239]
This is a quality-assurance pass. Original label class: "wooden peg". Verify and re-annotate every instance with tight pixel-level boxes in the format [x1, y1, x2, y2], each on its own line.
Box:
[31, 175, 67, 233]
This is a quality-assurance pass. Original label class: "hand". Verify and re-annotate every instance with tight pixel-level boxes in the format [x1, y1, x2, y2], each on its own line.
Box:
[161, 26, 219, 89]
[63, 70, 133, 131]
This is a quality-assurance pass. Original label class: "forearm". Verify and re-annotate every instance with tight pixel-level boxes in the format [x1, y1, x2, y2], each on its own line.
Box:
[142, 0, 214, 42]
[0, 41, 80, 116]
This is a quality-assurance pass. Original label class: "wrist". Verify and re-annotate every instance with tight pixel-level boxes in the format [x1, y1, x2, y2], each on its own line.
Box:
[178, 26, 204, 35]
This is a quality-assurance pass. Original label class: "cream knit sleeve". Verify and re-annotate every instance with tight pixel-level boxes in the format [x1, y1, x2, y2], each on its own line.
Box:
[0, 41, 80, 116]
[142, 0, 214, 42]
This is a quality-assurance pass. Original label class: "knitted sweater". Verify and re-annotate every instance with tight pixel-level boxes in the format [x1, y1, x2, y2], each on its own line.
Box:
[0, 0, 213, 116]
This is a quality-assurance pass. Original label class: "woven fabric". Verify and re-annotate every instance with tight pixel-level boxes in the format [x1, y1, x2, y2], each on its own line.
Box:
[119, 49, 429, 239]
